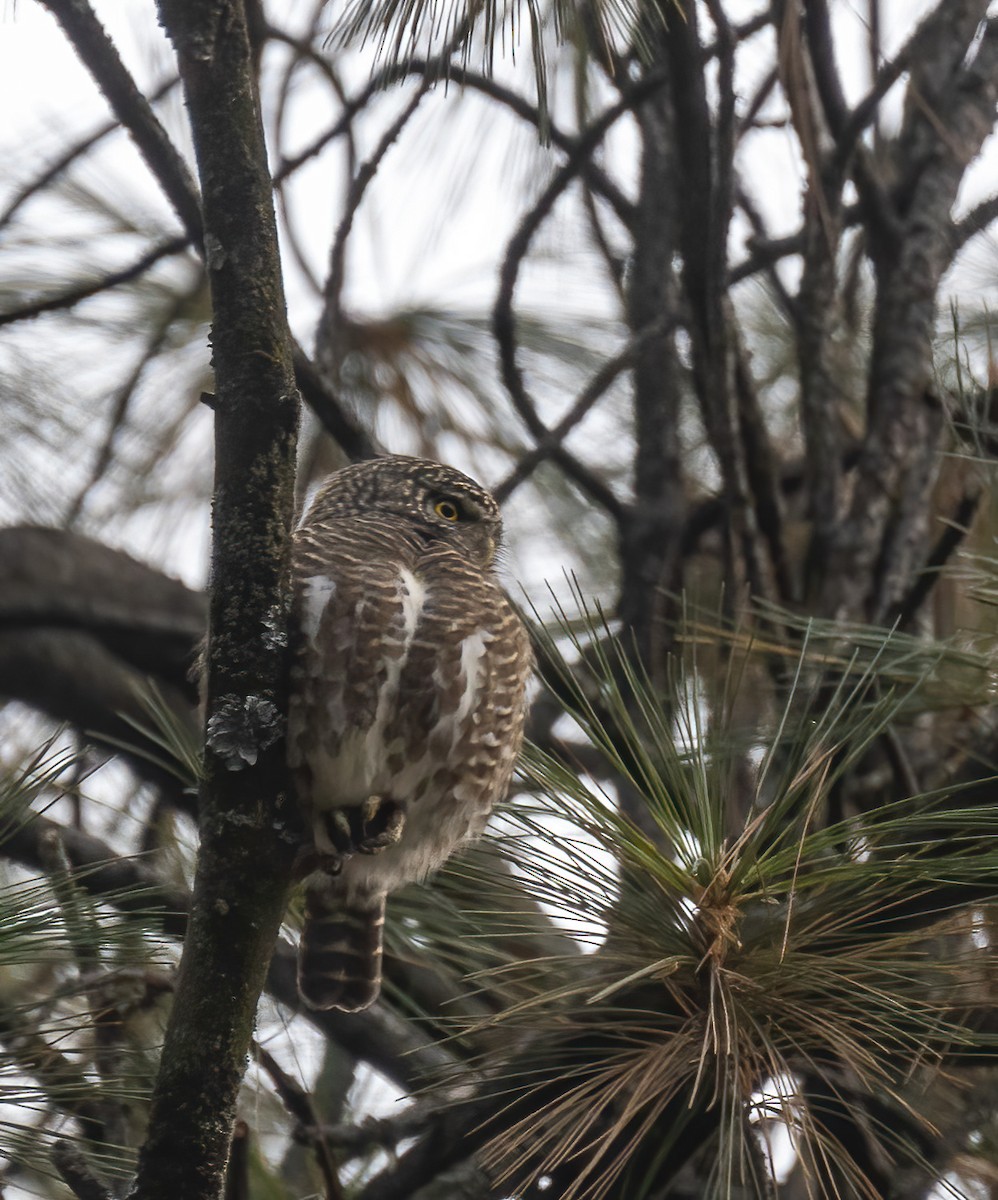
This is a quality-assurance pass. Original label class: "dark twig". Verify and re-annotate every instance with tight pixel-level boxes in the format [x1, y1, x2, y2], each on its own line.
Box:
[837, 37, 911, 157]
[493, 77, 667, 524]
[494, 315, 678, 503]
[891, 483, 983, 630]
[0, 1001, 105, 1141]
[737, 65, 779, 136]
[267, 20, 356, 117]
[274, 16, 359, 188]
[703, 7, 774, 60]
[253, 1042, 345, 1200]
[732, 328, 793, 602]
[1, 812, 191, 938]
[38, 828, 101, 974]
[950, 192, 998, 257]
[868, 0, 883, 148]
[271, 42, 325, 298]
[309, 1106, 437, 1156]
[51, 1139, 112, 1200]
[223, 1121, 250, 1200]
[802, 0, 850, 137]
[322, 83, 431, 330]
[1, 13, 374, 468]
[730, 209, 872, 285]
[0, 237, 191, 328]
[401, 61, 636, 229]
[735, 186, 796, 320]
[273, 72, 390, 183]
[704, 0, 737, 257]
[269, 14, 341, 299]
[1, 814, 454, 1094]
[803, 0, 900, 249]
[291, 341, 380, 462]
[35, 0, 201, 245]
[252, 1042, 317, 1132]
[580, 176, 627, 300]
[67, 283, 201, 525]
[665, 0, 759, 598]
[0, 75, 180, 234]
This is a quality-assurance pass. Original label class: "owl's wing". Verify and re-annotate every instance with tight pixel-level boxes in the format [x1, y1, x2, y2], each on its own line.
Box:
[395, 554, 531, 790]
[288, 520, 423, 801]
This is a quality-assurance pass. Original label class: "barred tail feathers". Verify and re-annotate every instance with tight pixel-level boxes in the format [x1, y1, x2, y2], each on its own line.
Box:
[298, 883, 386, 1012]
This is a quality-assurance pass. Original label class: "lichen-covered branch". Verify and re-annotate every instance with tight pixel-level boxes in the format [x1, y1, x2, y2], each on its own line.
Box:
[127, 1, 301, 1197]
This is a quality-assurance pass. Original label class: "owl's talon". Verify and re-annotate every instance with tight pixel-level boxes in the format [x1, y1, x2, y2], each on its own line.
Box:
[314, 798, 405, 860]
[293, 845, 344, 880]
[352, 796, 406, 854]
[329, 810, 354, 852]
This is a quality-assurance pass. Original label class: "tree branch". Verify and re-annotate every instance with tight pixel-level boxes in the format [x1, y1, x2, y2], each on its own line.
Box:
[22, 5, 371, 467]
[52, 1139, 113, 1200]
[128, 2, 301, 1198]
[494, 315, 677, 504]
[1, 814, 455, 1095]
[492, 79, 667, 524]
[35, 0, 202, 244]
[401, 61, 636, 229]
[0, 237, 192, 328]
[0, 74, 180, 234]
[823, 7, 998, 620]
[319, 83, 431, 356]
[291, 341, 380, 462]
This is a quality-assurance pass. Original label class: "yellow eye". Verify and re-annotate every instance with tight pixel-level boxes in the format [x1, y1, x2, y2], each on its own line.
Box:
[434, 498, 461, 522]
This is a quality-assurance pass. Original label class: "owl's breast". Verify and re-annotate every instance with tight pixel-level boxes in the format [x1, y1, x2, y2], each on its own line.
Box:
[288, 562, 429, 805]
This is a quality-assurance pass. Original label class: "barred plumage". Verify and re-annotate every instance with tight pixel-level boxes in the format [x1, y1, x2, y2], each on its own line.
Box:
[288, 456, 532, 1012]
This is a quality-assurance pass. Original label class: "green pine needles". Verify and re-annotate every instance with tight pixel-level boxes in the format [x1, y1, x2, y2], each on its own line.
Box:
[417, 592, 998, 1199]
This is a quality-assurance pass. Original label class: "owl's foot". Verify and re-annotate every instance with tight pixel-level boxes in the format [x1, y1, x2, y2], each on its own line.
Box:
[351, 795, 406, 854]
[306, 798, 405, 869]
[293, 844, 344, 880]
[324, 798, 406, 855]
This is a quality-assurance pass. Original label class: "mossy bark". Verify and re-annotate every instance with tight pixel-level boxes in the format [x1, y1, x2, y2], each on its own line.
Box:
[129, 3, 300, 1198]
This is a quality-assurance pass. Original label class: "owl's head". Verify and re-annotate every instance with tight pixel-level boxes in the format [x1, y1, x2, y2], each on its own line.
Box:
[307, 456, 503, 566]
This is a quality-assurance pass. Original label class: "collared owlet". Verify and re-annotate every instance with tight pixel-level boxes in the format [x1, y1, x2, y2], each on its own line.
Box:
[288, 456, 532, 1012]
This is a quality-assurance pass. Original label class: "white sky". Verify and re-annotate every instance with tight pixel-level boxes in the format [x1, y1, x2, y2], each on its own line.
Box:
[1, 0, 997, 589]
[4, 0, 995, 320]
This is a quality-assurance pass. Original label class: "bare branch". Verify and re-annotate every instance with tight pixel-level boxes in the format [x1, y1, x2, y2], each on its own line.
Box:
[0, 237, 192, 328]
[891, 480, 983, 629]
[320, 83, 431, 336]
[128, 0, 302, 1195]
[51, 1139, 113, 1200]
[35, 0, 201, 244]
[402, 61, 637, 229]
[823, 9, 998, 620]
[1, 815, 455, 1095]
[273, 73, 390, 183]
[493, 78, 668, 523]
[292, 341, 381, 462]
[950, 191, 998, 256]
[0, 75, 180, 234]
[494, 315, 677, 504]
[253, 1043, 345, 1200]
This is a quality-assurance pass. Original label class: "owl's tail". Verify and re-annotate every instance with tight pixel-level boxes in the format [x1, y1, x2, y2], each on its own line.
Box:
[298, 882, 386, 1012]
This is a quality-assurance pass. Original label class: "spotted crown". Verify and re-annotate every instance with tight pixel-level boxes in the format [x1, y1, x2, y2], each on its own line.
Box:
[302, 455, 503, 567]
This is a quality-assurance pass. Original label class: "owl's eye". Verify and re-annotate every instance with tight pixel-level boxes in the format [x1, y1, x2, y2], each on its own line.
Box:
[433, 498, 462, 522]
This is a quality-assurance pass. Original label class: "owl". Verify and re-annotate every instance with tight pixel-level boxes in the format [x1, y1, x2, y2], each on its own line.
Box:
[288, 455, 532, 1012]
